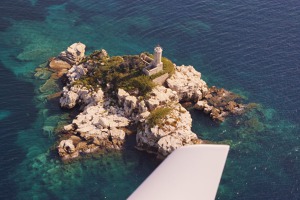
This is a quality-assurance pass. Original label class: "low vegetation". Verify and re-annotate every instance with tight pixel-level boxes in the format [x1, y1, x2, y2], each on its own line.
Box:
[73, 51, 175, 97]
[147, 107, 172, 127]
[122, 75, 156, 97]
[150, 56, 175, 79]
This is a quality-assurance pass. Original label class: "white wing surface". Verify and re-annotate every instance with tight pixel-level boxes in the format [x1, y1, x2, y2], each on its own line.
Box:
[128, 144, 229, 200]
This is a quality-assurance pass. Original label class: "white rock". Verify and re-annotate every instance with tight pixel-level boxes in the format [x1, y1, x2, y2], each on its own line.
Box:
[138, 100, 148, 113]
[60, 85, 104, 108]
[117, 88, 130, 104]
[110, 128, 126, 140]
[77, 124, 96, 133]
[167, 65, 208, 102]
[58, 139, 75, 154]
[124, 95, 137, 116]
[138, 111, 150, 122]
[204, 104, 213, 114]
[116, 88, 139, 117]
[98, 117, 110, 128]
[194, 100, 207, 110]
[136, 104, 199, 157]
[157, 135, 183, 157]
[145, 86, 179, 111]
[64, 124, 74, 131]
[66, 64, 88, 82]
[60, 89, 78, 109]
[59, 42, 86, 65]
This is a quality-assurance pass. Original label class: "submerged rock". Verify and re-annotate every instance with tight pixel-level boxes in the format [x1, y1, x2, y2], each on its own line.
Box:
[49, 58, 72, 71]
[34, 67, 52, 80]
[39, 78, 60, 94]
[194, 86, 246, 122]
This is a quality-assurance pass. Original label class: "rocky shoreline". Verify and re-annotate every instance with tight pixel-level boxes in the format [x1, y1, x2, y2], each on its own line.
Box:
[36, 43, 248, 160]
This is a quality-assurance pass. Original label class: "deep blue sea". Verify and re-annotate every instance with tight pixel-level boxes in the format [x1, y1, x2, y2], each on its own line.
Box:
[0, 0, 299, 199]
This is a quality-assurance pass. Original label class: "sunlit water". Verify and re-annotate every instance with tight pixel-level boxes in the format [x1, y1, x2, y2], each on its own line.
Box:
[0, 1, 299, 199]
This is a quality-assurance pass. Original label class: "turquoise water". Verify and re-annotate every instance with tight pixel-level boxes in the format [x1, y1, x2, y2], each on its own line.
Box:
[0, 1, 299, 199]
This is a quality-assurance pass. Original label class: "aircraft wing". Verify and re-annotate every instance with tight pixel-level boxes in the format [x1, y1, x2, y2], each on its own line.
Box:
[128, 144, 229, 200]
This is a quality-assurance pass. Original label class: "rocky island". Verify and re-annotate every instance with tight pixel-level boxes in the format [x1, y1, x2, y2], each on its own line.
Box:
[36, 43, 247, 160]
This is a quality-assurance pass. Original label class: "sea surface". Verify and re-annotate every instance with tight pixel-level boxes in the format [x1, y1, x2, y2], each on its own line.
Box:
[0, 0, 299, 199]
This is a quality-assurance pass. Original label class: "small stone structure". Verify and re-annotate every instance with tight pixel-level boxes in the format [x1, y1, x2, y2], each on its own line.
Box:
[142, 46, 164, 76]
[153, 73, 169, 85]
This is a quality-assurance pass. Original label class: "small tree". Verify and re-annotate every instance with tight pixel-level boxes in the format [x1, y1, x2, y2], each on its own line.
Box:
[129, 75, 155, 97]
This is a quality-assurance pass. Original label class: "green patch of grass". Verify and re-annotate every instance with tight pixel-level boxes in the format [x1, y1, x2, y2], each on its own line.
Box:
[147, 107, 172, 127]
[150, 57, 175, 79]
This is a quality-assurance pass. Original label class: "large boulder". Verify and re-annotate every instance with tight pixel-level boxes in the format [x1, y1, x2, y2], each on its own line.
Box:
[109, 128, 126, 149]
[94, 49, 108, 59]
[98, 115, 129, 128]
[58, 42, 86, 65]
[60, 87, 79, 109]
[117, 88, 130, 104]
[167, 65, 208, 102]
[194, 100, 207, 110]
[57, 139, 79, 160]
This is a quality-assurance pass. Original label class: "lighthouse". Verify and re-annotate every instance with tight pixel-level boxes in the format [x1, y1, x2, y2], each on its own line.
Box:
[141, 45, 164, 76]
[153, 46, 163, 67]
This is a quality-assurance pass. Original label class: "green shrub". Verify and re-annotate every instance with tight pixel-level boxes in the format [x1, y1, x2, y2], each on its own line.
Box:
[162, 57, 175, 75]
[122, 75, 155, 97]
[150, 56, 175, 79]
[147, 107, 172, 127]
[73, 53, 173, 96]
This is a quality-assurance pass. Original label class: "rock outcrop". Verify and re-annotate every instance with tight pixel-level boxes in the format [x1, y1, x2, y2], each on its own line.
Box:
[194, 86, 245, 122]
[60, 85, 104, 109]
[47, 42, 86, 79]
[59, 83, 205, 159]
[58, 102, 130, 160]
[167, 65, 208, 102]
[136, 104, 203, 158]
[49, 44, 248, 160]
[58, 42, 86, 65]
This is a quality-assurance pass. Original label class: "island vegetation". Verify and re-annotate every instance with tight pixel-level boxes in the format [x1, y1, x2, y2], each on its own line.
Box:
[73, 50, 175, 97]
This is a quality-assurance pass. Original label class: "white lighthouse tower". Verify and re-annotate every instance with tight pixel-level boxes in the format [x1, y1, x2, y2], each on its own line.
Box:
[153, 46, 163, 68]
